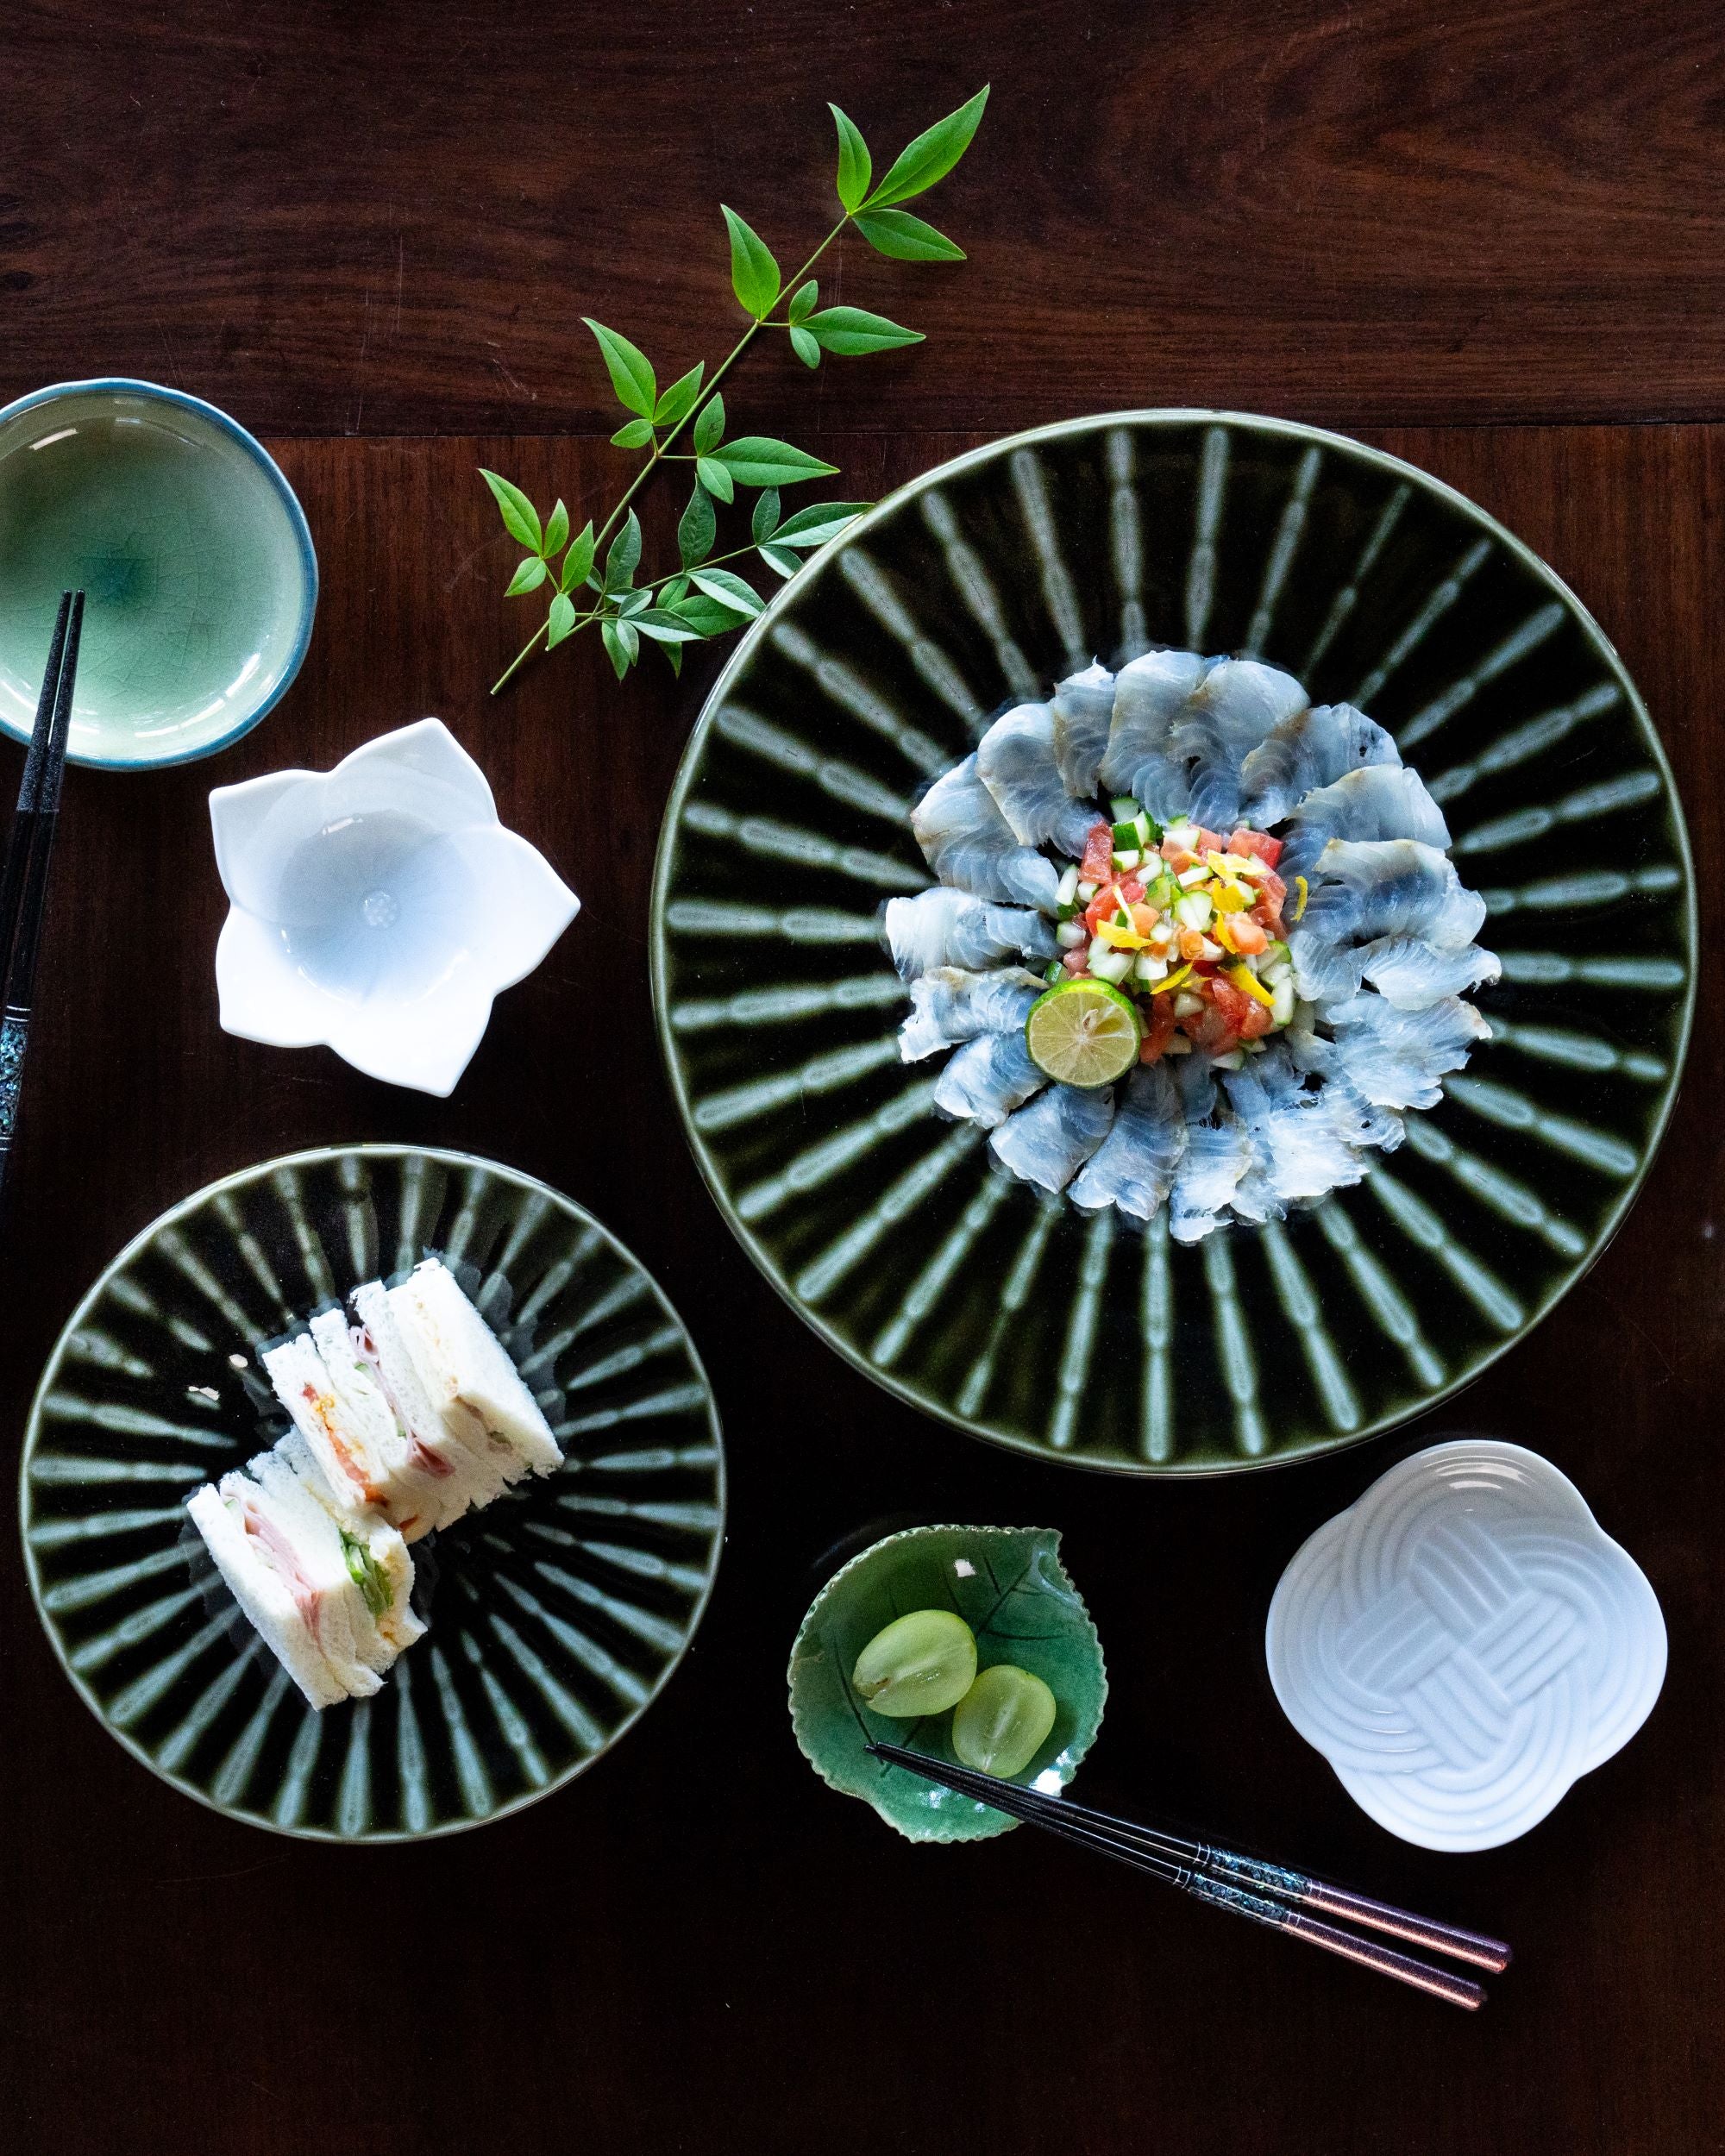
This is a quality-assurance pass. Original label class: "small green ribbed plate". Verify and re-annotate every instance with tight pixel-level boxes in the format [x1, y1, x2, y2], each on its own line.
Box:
[20, 1146, 724, 1840]
[651, 411, 1696, 1476]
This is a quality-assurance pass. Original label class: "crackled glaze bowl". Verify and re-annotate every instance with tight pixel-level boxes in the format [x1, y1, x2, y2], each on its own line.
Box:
[19, 1146, 724, 1840]
[652, 412, 1695, 1475]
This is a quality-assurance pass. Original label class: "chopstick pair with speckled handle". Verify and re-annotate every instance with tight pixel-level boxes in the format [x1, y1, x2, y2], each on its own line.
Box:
[868, 1742, 1510, 2012]
[0, 590, 82, 1197]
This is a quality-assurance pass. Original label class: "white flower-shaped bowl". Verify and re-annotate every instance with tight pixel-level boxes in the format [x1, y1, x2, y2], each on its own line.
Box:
[1265, 1438, 1666, 1850]
[210, 718, 579, 1095]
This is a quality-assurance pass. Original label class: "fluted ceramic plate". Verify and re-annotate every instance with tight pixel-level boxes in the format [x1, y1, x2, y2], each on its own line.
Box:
[20, 1146, 724, 1840]
[653, 411, 1695, 1474]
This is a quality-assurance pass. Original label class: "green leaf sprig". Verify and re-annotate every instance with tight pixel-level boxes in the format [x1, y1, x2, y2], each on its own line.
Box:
[481, 85, 988, 693]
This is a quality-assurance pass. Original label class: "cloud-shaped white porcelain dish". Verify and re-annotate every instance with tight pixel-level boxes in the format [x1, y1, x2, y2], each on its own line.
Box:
[210, 718, 579, 1095]
[1266, 1438, 1665, 1851]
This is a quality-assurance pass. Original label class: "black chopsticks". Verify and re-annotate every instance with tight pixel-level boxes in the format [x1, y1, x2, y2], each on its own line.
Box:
[0, 590, 83, 1194]
[867, 1741, 1511, 2012]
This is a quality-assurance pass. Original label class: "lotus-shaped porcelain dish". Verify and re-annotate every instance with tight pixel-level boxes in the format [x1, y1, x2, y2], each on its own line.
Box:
[210, 718, 579, 1095]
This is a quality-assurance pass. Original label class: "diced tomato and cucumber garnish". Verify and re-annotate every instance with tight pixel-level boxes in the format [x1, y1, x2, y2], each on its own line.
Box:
[1033, 799, 1310, 1076]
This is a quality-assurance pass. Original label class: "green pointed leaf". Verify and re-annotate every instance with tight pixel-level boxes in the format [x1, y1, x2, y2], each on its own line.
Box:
[852, 208, 966, 261]
[751, 488, 781, 544]
[582, 318, 656, 418]
[610, 417, 655, 449]
[787, 279, 819, 326]
[693, 394, 725, 454]
[662, 640, 684, 677]
[543, 498, 570, 557]
[789, 325, 821, 370]
[689, 567, 764, 618]
[678, 483, 716, 568]
[547, 592, 578, 649]
[560, 522, 596, 592]
[600, 617, 638, 680]
[634, 610, 706, 644]
[771, 500, 869, 547]
[721, 204, 781, 319]
[654, 361, 706, 427]
[672, 592, 749, 636]
[658, 573, 692, 608]
[863, 85, 989, 210]
[758, 542, 800, 580]
[712, 436, 840, 488]
[603, 509, 642, 592]
[806, 306, 924, 357]
[696, 454, 735, 505]
[830, 103, 873, 213]
[480, 469, 542, 552]
[505, 555, 549, 597]
[615, 586, 653, 617]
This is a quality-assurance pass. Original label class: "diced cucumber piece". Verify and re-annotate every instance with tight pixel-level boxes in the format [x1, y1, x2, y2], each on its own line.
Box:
[1212, 1048, 1245, 1070]
[1055, 863, 1081, 907]
[1086, 934, 1110, 969]
[1044, 959, 1066, 985]
[1261, 958, 1290, 987]
[1164, 1033, 1193, 1055]
[1176, 862, 1210, 889]
[1076, 879, 1097, 903]
[1133, 952, 1169, 982]
[1112, 820, 1139, 847]
[1109, 796, 1140, 822]
[1089, 949, 1134, 984]
[1112, 848, 1142, 873]
[1173, 990, 1205, 1018]
[1244, 1037, 1267, 1055]
[1173, 892, 1214, 931]
[1147, 873, 1177, 910]
[1270, 976, 1295, 1027]
[1057, 918, 1088, 950]
[1132, 812, 1153, 846]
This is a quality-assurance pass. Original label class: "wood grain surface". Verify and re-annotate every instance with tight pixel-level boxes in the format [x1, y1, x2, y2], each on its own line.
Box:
[3, 6, 1723, 2154]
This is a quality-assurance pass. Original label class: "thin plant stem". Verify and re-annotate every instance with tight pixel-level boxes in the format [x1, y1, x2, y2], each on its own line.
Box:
[490, 216, 850, 696]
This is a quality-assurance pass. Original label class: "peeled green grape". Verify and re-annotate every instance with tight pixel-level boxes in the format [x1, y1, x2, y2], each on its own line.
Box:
[950, 1664, 1057, 1777]
[851, 1608, 978, 1718]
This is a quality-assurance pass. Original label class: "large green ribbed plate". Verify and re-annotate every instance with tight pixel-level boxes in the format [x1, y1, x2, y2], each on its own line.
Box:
[20, 1146, 724, 1839]
[651, 411, 1695, 1476]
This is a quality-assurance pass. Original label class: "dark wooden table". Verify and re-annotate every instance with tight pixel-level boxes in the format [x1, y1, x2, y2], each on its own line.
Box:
[4, 5, 1722, 2150]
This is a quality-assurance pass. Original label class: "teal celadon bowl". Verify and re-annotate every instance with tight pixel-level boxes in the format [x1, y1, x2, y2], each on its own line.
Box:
[652, 411, 1697, 1476]
[0, 379, 317, 769]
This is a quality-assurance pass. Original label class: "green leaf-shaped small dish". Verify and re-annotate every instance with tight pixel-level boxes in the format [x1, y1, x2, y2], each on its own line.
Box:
[788, 1524, 1107, 1841]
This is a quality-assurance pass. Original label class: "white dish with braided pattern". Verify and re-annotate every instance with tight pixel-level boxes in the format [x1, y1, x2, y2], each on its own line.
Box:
[1266, 1438, 1665, 1850]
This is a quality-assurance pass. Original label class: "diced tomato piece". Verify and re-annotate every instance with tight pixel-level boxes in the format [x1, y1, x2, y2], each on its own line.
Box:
[1239, 999, 1275, 1040]
[1139, 997, 1178, 1062]
[1192, 827, 1224, 855]
[1162, 845, 1196, 874]
[1062, 948, 1089, 975]
[1190, 1000, 1240, 1056]
[1118, 874, 1145, 905]
[1079, 823, 1115, 883]
[1178, 928, 1208, 962]
[1130, 903, 1160, 936]
[1256, 869, 1288, 937]
[1228, 827, 1283, 868]
[1229, 916, 1268, 956]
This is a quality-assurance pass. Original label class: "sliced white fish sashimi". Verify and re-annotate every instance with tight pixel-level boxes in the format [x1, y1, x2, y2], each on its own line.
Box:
[900, 966, 1042, 1062]
[1357, 936, 1502, 1009]
[989, 1082, 1116, 1193]
[975, 702, 1100, 856]
[1276, 764, 1449, 884]
[1170, 659, 1308, 830]
[884, 887, 1057, 980]
[1050, 661, 1118, 799]
[1070, 1064, 1189, 1219]
[1239, 702, 1401, 827]
[1169, 1114, 1257, 1244]
[1320, 993, 1491, 1110]
[933, 1029, 1047, 1127]
[1293, 838, 1487, 956]
[911, 755, 1061, 909]
[1222, 1050, 1372, 1206]
[1098, 649, 1210, 815]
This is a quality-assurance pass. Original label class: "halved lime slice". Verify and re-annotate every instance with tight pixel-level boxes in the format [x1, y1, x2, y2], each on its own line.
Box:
[1024, 978, 1142, 1087]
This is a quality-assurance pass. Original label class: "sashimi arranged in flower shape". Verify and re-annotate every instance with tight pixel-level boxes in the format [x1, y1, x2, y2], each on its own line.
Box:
[888, 649, 1500, 1240]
